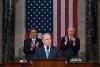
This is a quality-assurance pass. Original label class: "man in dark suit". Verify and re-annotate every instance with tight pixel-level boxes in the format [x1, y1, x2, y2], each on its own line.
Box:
[60, 27, 80, 61]
[33, 33, 62, 59]
[23, 27, 42, 62]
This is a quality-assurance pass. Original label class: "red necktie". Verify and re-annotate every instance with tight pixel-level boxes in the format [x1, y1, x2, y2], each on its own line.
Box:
[69, 37, 72, 44]
[31, 40, 35, 48]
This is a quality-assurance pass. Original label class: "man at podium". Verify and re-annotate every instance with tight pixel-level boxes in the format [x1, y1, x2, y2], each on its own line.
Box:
[33, 33, 62, 59]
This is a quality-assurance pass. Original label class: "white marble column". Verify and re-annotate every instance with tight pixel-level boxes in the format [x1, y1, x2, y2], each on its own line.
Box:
[78, 0, 86, 61]
[15, 0, 25, 59]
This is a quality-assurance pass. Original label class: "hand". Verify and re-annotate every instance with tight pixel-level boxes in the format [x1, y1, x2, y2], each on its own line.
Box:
[30, 48, 33, 51]
[72, 37, 76, 46]
[30, 47, 35, 51]
[64, 42, 67, 45]
[64, 36, 68, 45]
[36, 42, 39, 47]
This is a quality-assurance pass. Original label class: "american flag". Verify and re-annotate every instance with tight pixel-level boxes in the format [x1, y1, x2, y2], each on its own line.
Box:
[25, 0, 77, 47]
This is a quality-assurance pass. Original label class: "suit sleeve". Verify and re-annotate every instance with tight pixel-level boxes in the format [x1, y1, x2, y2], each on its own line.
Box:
[56, 48, 63, 58]
[33, 47, 40, 59]
[74, 38, 80, 54]
[60, 37, 66, 51]
[23, 40, 33, 54]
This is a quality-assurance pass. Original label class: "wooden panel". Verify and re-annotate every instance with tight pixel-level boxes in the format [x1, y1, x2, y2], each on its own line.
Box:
[32, 59, 65, 67]
[0, 61, 100, 67]
[0, 63, 32, 67]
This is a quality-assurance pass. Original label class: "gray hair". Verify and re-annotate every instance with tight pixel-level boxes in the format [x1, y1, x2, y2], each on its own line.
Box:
[42, 33, 51, 40]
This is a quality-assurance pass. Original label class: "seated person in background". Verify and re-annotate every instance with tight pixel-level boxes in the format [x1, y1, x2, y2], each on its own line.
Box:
[23, 27, 42, 62]
[60, 27, 80, 61]
[33, 33, 62, 59]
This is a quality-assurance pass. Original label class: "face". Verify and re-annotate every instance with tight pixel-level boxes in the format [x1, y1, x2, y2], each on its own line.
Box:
[30, 30, 37, 39]
[42, 34, 52, 46]
[68, 28, 75, 36]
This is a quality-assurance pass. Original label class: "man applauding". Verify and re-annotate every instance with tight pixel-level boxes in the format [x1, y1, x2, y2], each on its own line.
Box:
[23, 27, 42, 62]
[60, 27, 80, 61]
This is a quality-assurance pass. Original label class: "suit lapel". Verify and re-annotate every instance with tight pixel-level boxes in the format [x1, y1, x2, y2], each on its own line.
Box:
[35, 38, 38, 44]
[41, 46, 47, 58]
[48, 46, 53, 58]
[29, 39, 32, 48]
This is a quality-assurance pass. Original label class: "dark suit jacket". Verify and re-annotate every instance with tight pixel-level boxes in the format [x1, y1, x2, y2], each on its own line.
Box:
[23, 38, 42, 62]
[33, 45, 62, 59]
[60, 36, 80, 61]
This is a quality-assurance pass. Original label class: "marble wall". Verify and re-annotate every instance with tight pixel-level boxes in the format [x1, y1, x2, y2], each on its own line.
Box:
[15, 0, 25, 59]
[77, 0, 86, 60]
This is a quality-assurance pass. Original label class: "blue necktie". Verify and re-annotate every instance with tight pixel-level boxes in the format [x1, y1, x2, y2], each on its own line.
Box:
[46, 47, 49, 58]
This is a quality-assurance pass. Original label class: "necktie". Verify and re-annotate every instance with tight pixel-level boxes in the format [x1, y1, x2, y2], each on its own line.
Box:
[31, 40, 35, 48]
[69, 36, 72, 44]
[46, 46, 49, 58]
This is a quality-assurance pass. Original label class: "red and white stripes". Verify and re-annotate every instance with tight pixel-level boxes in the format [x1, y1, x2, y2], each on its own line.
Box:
[53, 0, 77, 47]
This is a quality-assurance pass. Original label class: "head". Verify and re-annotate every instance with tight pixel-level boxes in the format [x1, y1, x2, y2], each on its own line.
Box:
[30, 27, 38, 39]
[67, 27, 75, 37]
[42, 33, 52, 47]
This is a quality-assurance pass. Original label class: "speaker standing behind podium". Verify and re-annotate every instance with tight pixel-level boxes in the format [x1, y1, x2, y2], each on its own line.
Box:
[33, 33, 62, 59]
[60, 27, 80, 61]
[23, 27, 42, 62]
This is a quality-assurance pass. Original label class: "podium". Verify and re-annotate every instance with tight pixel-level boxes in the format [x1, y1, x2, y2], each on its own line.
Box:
[0, 59, 100, 67]
[32, 59, 65, 67]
